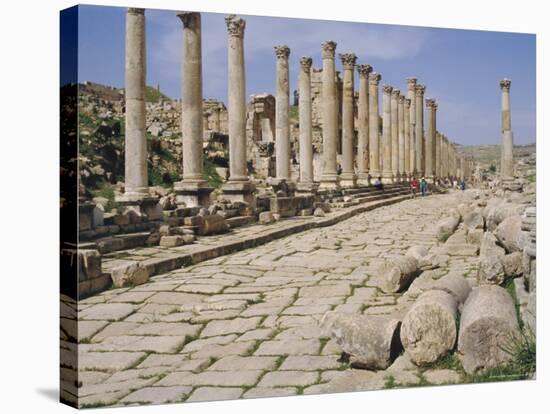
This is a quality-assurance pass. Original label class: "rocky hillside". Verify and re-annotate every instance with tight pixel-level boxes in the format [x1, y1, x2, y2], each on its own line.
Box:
[77, 82, 223, 205]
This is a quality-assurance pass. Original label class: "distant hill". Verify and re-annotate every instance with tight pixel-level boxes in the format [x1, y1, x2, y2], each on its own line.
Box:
[79, 81, 172, 103]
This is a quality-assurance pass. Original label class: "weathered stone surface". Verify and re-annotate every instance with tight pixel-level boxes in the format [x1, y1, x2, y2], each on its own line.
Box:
[79, 351, 147, 372]
[79, 303, 136, 321]
[502, 252, 523, 278]
[478, 255, 506, 285]
[159, 235, 185, 247]
[78, 249, 102, 280]
[424, 368, 462, 384]
[432, 274, 472, 306]
[110, 263, 149, 288]
[495, 215, 526, 253]
[458, 285, 520, 374]
[466, 228, 484, 245]
[436, 215, 459, 242]
[486, 202, 523, 232]
[120, 386, 192, 404]
[314, 207, 326, 217]
[401, 290, 458, 366]
[378, 256, 419, 293]
[320, 312, 401, 370]
[258, 211, 275, 224]
[186, 387, 243, 402]
[463, 209, 484, 231]
[258, 370, 318, 387]
[479, 231, 505, 257]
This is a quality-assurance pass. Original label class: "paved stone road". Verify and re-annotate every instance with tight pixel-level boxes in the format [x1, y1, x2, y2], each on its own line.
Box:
[71, 191, 479, 407]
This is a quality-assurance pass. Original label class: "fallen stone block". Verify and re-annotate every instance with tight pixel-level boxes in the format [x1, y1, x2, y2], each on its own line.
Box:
[197, 214, 230, 236]
[159, 235, 186, 247]
[77, 249, 101, 281]
[466, 228, 484, 245]
[458, 285, 520, 374]
[463, 209, 484, 231]
[313, 208, 326, 217]
[146, 232, 160, 246]
[401, 290, 458, 366]
[495, 215, 527, 253]
[436, 215, 460, 242]
[259, 211, 275, 225]
[478, 255, 506, 285]
[502, 252, 523, 279]
[486, 202, 524, 232]
[320, 312, 402, 370]
[480, 231, 505, 257]
[378, 256, 420, 293]
[433, 274, 472, 306]
[110, 263, 149, 288]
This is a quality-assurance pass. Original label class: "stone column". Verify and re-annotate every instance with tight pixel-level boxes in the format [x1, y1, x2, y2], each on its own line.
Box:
[415, 84, 426, 177]
[435, 131, 441, 178]
[120, 8, 149, 202]
[319, 41, 340, 189]
[339, 53, 357, 187]
[174, 12, 213, 207]
[398, 95, 406, 181]
[368, 72, 381, 179]
[356, 64, 372, 186]
[297, 56, 316, 193]
[221, 15, 255, 206]
[381, 85, 393, 184]
[442, 135, 448, 179]
[404, 98, 411, 178]
[273, 45, 291, 182]
[500, 79, 514, 180]
[407, 77, 417, 176]
[391, 89, 400, 181]
[425, 98, 437, 182]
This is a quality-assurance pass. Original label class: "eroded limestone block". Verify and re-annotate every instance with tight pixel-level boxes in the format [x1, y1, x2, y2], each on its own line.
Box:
[259, 211, 275, 224]
[400, 290, 458, 366]
[480, 231, 505, 257]
[495, 215, 527, 253]
[478, 255, 506, 285]
[463, 209, 484, 231]
[502, 252, 523, 278]
[379, 256, 419, 293]
[320, 312, 401, 370]
[436, 215, 459, 242]
[196, 214, 229, 236]
[78, 249, 101, 281]
[486, 202, 524, 232]
[110, 262, 149, 288]
[458, 285, 520, 374]
[314, 207, 326, 217]
[433, 274, 472, 306]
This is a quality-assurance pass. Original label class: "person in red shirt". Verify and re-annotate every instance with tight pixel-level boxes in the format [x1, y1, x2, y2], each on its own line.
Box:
[410, 177, 419, 198]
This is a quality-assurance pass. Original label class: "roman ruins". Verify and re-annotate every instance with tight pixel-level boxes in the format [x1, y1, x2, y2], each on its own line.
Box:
[64, 9, 535, 408]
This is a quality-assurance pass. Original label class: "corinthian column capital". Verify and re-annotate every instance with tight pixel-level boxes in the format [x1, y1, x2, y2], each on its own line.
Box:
[339, 53, 357, 70]
[274, 45, 290, 59]
[321, 41, 337, 59]
[225, 14, 246, 37]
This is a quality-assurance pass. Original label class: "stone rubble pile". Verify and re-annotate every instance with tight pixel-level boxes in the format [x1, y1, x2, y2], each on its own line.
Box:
[321, 186, 535, 376]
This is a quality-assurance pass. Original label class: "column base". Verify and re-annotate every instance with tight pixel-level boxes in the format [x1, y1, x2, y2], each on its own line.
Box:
[221, 180, 257, 209]
[296, 181, 319, 195]
[381, 171, 394, 184]
[319, 173, 340, 190]
[115, 194, 162, 221]
[356, 172, 370, 186]
[339, 172, 357, 188]
[174, 180, 214, 208]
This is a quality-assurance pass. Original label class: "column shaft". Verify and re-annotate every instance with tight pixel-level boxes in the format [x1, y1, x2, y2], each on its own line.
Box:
[407, 78, 417, 176]
[274, 45, 291, 181]
[123, 8, 148, 200]
[404, 98, 411, 176]
[356, 65, 372, 185]
[298, 57, 313, 184]
[319, 41, 339, 189]
[398, 95, 406, 180]
[415, 84, 425, 176]
[500, 79, 514, 179]
[391, 89, 400, 180]
[381, 85, 393, 183]
[339, 53, 357, 187]
[368, 73, 381, 178]
[425, 98, 436, 181]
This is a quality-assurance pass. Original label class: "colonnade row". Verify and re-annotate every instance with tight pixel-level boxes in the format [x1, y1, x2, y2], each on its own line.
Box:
[119, 9, 474, 208]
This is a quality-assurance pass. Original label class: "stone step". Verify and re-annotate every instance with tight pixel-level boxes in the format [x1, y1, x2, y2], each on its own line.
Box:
[101, 193, 411, 285]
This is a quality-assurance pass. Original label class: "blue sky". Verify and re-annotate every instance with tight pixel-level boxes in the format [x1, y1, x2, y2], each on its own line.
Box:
[73, 5, 536, 146]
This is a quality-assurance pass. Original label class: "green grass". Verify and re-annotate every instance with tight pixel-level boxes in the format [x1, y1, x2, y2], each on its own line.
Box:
[145, 85, 170, 103]
[92, 182, 121, 212]
[203, 159, 223, 189]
